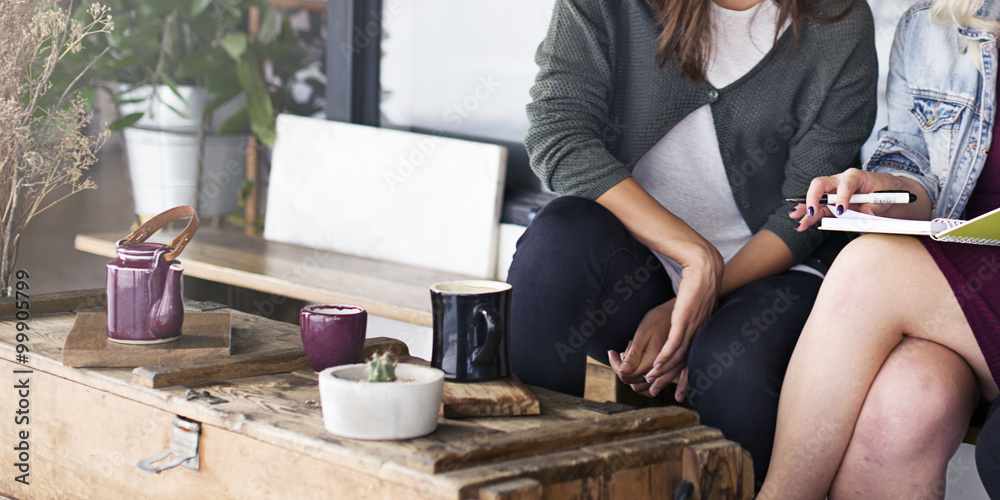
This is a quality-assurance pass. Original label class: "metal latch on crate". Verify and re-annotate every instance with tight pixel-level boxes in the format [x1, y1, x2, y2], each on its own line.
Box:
[136, 417, 201, 473]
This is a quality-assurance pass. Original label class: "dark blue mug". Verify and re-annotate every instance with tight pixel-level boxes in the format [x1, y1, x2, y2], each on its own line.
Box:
[430, 280, 512, 382]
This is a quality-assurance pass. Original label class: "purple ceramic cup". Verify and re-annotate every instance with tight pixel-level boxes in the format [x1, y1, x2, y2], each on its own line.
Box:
[300, 305, 367, 372]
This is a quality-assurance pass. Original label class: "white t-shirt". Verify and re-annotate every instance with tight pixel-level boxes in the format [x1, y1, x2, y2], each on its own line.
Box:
[631, 0, 818, 291]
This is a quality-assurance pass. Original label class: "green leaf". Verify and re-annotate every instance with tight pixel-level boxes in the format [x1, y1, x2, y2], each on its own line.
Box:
[205, 85, 242, 116]
[220, 33, 248, 61]
[205, 74, 241, 98]
[215, 107, 251, 135]
[162, 75, 184, 99]
[191, 0, 214, 16]
[235, 56, 276, 146]
[256, 6, 279, 45]
[109, 113, 145, 131]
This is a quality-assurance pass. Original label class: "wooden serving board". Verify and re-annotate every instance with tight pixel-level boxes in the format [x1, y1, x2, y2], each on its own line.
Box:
[132, 336, 411, 388]
[442, 376, 540, 418]
[62, 311, 231, 367]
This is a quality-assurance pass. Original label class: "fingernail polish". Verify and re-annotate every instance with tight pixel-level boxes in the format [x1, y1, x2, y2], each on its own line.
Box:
[807, 206, 815, 218]
[795, 223, 801, 231]
[837, 205, 844, 216]
[788, 210, 796, 217]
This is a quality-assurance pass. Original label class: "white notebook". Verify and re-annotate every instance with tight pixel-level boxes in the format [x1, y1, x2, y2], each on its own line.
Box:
[820, 207, 1000, 246]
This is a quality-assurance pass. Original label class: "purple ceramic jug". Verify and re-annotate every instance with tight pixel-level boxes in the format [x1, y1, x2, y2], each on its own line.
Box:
[106, 206, 199, 344]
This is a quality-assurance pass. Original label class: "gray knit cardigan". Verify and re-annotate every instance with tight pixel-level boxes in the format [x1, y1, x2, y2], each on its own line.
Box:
[525, 0, 878, 270]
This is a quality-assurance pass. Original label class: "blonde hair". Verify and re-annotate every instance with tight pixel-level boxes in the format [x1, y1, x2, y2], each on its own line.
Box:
[930, 0, 999, 33]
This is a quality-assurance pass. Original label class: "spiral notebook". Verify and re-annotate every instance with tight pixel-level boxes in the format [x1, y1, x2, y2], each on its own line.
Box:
[820, 206, 1000, 246]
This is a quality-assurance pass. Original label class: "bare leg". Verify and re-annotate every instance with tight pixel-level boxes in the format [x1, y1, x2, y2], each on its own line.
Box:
[758, 235, 998, 499]
[830, 337, 979, 499]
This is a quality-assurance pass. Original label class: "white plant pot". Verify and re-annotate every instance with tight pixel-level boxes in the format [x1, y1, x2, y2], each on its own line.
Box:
[118, 85, 247, 218]
[318, 363, 445, 440]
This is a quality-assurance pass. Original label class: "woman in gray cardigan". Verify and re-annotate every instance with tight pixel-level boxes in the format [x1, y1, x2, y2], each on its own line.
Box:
[507, 0, 876, 482]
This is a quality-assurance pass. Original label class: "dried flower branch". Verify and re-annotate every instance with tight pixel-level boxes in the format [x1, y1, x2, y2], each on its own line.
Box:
[0, 1, 113, 296]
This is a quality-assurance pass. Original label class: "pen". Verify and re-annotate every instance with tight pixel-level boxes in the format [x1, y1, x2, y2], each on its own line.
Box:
[784, 190, 916, 205]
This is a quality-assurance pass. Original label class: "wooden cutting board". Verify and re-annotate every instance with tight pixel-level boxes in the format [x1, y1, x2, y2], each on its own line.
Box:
[62, 311, 231, 367]
[132, 336, 411, 388]
[442, 376, 540, 418]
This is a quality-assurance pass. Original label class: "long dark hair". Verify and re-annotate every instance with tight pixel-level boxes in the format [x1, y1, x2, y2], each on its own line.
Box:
[647, 0, 856, 81]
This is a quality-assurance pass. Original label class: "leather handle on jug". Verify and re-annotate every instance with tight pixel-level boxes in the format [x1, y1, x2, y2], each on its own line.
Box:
[120, 205, 200, 261]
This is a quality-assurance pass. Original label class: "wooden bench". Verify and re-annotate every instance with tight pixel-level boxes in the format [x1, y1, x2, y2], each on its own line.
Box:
[75, 228, 475, 327]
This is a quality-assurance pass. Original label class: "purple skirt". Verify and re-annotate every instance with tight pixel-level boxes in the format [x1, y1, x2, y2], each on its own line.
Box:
[921, 238, 1000, 387]
[920, 115, 1000, 388]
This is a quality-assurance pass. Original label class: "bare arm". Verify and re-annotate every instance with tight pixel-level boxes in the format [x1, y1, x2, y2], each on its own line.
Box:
[595, 178, 723, 269]
[597, 178, 724, 388]
[720, 229, 794, 297]
[632, 228, 794, 399]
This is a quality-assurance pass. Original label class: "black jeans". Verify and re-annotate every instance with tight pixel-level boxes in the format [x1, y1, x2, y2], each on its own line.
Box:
[506, 196, 821, 482]
[978, 397, 1000, 497]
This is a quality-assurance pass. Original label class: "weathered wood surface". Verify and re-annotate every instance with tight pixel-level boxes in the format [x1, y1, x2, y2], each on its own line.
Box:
[478, 478, 543, 500]
[132, 336, 409, 389]
[76, 229, 477, 326]
[132, 347, 307, 388]
[441, 376, 540, 419]
[683, 440, 753, 500]
[0, 288, 106, 317]
[0, 291, 753, 499]
[62, 311, 232, 367]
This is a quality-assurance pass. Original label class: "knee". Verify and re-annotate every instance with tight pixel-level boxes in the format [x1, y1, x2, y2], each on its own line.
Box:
[509, 196, 622, 275]
[823, 235, 900, 290]
[852, 389, 945, 462]
[687, 330, 764, 409]
[851, 345, 976, 462]
[521, 196, 618, 244]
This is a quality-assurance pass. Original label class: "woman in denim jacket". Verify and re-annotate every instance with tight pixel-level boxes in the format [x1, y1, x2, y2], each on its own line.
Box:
[760, 0, 1000, 497]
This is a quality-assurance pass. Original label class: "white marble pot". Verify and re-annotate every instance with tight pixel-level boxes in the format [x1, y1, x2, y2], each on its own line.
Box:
[318, 363, 444, 440]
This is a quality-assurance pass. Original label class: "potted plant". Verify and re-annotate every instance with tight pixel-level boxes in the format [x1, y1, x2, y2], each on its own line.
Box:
[318, 353, 445, 440]
[64, 0, 294, 219]
[0, 1, 113, 296]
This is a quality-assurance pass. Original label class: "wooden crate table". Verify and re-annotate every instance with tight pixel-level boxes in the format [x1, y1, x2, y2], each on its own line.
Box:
[1, 291, 752, 499]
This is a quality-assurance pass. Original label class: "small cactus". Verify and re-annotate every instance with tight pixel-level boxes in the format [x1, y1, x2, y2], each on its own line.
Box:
[367, 352, 397, 382]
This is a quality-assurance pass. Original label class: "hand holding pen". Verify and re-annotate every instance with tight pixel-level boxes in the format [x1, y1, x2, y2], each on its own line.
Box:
[787, 168, 923, 232]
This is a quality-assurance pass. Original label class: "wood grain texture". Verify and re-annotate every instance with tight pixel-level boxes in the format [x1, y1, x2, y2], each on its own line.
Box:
[405, 405, 699, 473]
[62, 311, 232, 367]
[131, 348, 308, 388]
[442, 376, 540, 418]
[741, 449, 755, 500]
[584, 357, 617, 403]
[0, 291, 753, 500]
[131, 337, 410, 388]
[76, 230, 476, 326]
[683, 440, 747, 500]
[477, 478, 543, 500]
[0, 288, 106, 317]
[269, 0, 327, 12]
[0, 364, 449, 500]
